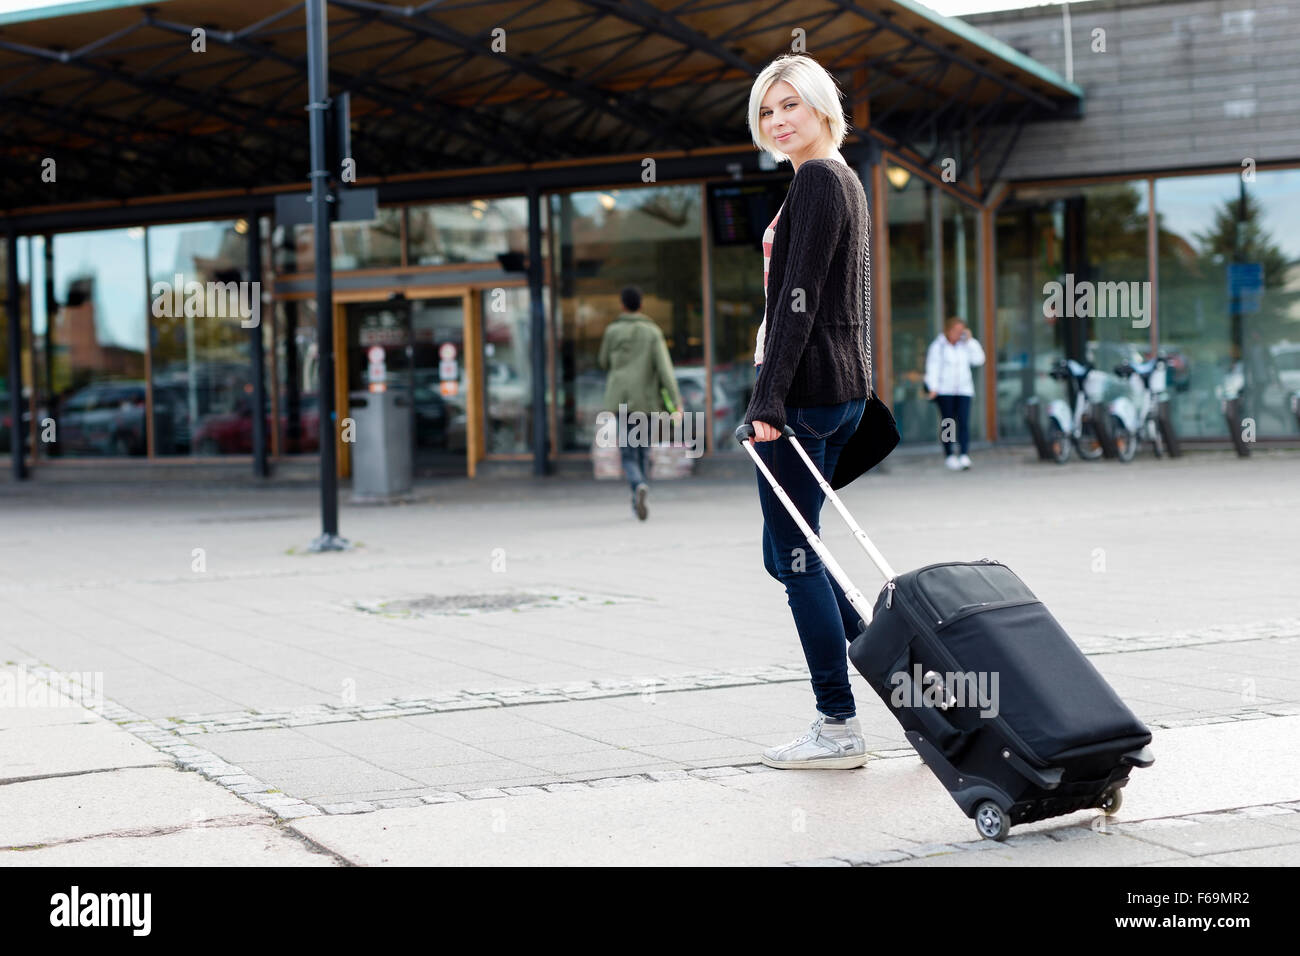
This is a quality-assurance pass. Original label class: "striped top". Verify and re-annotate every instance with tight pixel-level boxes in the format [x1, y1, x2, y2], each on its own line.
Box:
[754, 203, 783, 366]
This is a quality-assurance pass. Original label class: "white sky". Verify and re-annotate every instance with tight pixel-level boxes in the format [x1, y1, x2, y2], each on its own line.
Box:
[0, 0, 1055, 20]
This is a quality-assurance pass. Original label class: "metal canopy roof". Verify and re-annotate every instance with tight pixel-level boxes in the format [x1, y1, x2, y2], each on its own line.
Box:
[0, 0, 1083, 217]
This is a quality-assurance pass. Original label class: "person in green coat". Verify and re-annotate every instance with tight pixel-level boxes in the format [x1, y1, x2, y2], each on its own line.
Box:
[597, 286, 684, 520]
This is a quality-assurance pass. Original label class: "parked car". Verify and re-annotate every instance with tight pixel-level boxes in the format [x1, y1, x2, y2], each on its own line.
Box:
[58, 381, 174, 456]
[190, 392, 319, 455]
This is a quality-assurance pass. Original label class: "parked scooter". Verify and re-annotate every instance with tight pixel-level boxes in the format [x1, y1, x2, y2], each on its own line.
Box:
[1039, 359, 1110, 464]
[1114, 355, 1181, 459]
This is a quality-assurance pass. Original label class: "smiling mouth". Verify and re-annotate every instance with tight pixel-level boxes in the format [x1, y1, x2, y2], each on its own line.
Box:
[776, 132, 793, 141]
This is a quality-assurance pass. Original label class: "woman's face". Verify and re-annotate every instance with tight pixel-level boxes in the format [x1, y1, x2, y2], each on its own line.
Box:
[759, 79, 827, 160]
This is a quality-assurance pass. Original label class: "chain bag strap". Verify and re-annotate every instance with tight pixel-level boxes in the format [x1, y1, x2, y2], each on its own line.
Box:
[861, 215, 872, 387]
[828, 193, 900, 490]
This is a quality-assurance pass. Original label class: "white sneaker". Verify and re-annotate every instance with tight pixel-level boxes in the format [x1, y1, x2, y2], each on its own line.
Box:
[760, 715, 868, 769]
[945, 455, 962, 470]
[959, 454, 971, 470]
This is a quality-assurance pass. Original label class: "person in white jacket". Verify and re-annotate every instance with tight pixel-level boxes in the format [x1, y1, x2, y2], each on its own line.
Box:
[924, 316, 985, 470]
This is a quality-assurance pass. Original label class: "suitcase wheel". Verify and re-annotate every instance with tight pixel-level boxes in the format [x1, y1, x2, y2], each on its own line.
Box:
[974, 801, 1010, 841]
[1097, 787, 1123, 816]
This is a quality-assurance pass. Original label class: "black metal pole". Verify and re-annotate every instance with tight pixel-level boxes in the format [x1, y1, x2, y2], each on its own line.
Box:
[306, 0, 345, 549]
[6, 229, 26, 480]
[527, 183, 548, 475]
[247, 213, 268, 478]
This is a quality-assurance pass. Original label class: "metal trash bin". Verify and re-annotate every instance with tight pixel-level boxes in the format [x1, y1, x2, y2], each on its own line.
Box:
[349, 388, 412, 497]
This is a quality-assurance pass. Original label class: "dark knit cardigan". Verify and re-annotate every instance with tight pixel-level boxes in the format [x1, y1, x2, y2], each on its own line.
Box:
[743, 157, 871, 431]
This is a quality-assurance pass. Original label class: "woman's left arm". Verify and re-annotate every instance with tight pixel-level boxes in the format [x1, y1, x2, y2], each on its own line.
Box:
[966, 336, 986, 368]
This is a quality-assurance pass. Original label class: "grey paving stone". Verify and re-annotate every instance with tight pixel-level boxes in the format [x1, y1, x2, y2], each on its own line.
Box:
[372, 798, 424, 809]
[688, 766, 748, 779]
[838, 849, 913, 866]
[585, 775, 650, 788]
[904, 842, 962, 858]
[319, 802, 376, 814]
[542, 783, 589, 794]
[646, 770, 690, 782]
[1120, 817, 1300, 856]
[789, 858, 852, 867]
[1198, 844, 1300, 865]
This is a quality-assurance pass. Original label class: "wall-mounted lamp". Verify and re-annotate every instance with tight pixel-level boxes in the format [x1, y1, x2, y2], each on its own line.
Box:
[885, 165, 912, 191]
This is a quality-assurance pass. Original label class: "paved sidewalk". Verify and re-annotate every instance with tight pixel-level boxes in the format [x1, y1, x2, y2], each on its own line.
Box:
[2, 446, 1298, 864]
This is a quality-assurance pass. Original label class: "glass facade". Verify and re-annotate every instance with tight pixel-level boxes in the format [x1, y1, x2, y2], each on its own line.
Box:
[408, 198, 532, 266]
[551, 185, 703, 452]
[995, 180, 1151, 434]
[45, 228, 149, 457]
[1156, 170, 1300, 438]
[4, 165, 1297, 473]
[887, 177, 986, 446]
[148, 220, 255, 456]
[279, 207, 403, 273]
[272, 298, 319, 454]
[482, 286, 538, 455]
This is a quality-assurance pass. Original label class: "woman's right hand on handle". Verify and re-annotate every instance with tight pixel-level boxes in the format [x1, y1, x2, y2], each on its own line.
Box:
[751, 420, 781, 443]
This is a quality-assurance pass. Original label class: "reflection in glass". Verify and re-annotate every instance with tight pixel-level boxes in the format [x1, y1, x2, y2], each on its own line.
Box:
[48, 228, 147, 457]
[148, 220, 253, 456]
[283, 207, 403, 272]
[482, 286, 537, 454]
[273, 299, 319, 454]
[1157, 171, 1300, 438]
[408, 198, 536, 266]
[551, 185, 703, 451]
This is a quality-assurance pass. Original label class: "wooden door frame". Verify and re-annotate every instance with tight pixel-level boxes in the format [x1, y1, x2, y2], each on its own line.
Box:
[331, 286, 481, 479]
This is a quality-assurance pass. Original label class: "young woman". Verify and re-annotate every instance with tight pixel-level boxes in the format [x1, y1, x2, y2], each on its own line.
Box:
[743, 55, 873, 770]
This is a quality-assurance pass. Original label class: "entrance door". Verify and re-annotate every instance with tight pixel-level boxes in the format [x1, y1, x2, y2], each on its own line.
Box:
[341, 292, 478, 477]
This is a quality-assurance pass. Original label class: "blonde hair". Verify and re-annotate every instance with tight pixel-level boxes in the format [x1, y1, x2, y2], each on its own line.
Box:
[944, 315, 965, 332]
[747, 55, 849, 165]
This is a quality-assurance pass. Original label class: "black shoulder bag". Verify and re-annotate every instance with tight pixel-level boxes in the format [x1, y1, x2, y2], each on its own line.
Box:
[829, 211, 901, 490]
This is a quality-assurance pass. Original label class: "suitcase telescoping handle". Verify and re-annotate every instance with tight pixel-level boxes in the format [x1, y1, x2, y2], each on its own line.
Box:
[736, 424, 897, 625]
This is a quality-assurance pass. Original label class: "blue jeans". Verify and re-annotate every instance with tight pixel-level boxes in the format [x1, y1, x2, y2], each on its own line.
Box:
[934, 394, 972, 456]
[753, 392, 868, 719]
[620, 443, 648, 494]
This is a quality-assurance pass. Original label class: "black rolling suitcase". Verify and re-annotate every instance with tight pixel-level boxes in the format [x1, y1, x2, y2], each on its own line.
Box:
[738, 424, 1154, 841]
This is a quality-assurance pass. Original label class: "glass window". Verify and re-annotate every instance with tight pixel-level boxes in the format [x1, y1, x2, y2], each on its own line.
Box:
[887, 177, 936, 444]
[707, 179, 783, 456]
[994, 180, 1151, 438]
[482, 286, 540, 455]
[48, 228, 148, 457]
[281, 207, 403, 272]
[408, 198, 534, 266]
[994, 205, 1069, 439]
[273, 298, 319, 454]
[1, 240, 14, 456]
[887, 180, 986, 446]
[148, 220, 254, 456]
[1157, 170, 1300, 439]
[551, 185, 703, 452]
